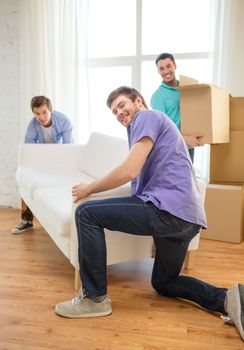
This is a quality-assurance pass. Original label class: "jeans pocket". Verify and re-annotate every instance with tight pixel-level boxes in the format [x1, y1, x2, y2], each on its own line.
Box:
[148, 206, 175, 237]
[149, 205, 200, 240]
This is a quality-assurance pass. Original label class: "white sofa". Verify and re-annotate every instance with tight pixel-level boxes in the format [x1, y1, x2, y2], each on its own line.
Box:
[16, 132, 205, 288]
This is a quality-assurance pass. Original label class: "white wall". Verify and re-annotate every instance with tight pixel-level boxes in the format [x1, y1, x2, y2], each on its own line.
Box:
[0, 0, 20, 208]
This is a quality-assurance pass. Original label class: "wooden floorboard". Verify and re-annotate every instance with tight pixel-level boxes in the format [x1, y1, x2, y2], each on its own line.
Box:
[0, 208, 244, 349]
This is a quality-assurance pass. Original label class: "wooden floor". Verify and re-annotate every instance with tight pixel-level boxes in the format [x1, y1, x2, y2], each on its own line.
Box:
[0, 208, 244, 350]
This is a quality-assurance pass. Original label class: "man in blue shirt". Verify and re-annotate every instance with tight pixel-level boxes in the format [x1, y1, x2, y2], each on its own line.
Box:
[151, 52, 203, 162]
[55, 86, 244, 342]
[25, 96, 73, 144]
[12, 95, 73, 234]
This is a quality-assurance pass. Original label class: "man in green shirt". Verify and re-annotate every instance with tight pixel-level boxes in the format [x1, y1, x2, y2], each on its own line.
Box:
[150, 52, 203, 162]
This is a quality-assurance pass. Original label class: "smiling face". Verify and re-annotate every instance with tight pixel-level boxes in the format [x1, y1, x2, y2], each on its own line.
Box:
[33, 104, 52, 127]
[156, 57, 177, 87]
[111, 95, 145, 127]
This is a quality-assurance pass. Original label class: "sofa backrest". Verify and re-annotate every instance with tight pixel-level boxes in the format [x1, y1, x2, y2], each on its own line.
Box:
[18, 144, 85, 171]
[81, 132, 129, 179]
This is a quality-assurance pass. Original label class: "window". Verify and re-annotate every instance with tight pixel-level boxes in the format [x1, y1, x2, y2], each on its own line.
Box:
[87, 0, 136, 58]
[84, 0, 211, 134]
[81, 0, 212, 178]
[88, 66, 131, 137]
[142, 0, 210, 54]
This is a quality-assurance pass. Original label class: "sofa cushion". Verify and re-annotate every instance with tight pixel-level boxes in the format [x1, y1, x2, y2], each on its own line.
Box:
[17, 166, 94, 199]
[81, 132, 129, 179]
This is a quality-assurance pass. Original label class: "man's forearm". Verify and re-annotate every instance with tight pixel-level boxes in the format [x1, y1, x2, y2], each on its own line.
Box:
[73, 137, 153, 202]
[72, 164, 133, 202]
[88, 164, 133, 195]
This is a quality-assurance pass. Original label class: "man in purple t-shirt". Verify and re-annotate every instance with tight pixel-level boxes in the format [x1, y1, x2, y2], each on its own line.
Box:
[55, 87, 244, 342]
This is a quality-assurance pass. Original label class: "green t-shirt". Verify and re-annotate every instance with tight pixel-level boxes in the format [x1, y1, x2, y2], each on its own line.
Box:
[150, 81, 180, 129]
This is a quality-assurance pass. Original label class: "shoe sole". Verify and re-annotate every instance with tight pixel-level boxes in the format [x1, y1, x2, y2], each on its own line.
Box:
[11, 227, 33, 234]
[227, 284, 244, 341]
[55, 305, 112, 318]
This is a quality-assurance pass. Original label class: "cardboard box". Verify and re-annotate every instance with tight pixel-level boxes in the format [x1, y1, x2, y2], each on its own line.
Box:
[210, 131, 244, 183]
[201, 184, 244, 243]
[180, 83, 229, 144]
[230, 96, 244, 131]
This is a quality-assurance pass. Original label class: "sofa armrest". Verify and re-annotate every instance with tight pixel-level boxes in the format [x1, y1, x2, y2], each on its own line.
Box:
[69, 185, 131, 268]
[18, 144, 86, 171]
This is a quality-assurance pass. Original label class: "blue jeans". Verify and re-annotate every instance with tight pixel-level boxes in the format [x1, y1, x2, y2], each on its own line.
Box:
[75, 196, 227, 313]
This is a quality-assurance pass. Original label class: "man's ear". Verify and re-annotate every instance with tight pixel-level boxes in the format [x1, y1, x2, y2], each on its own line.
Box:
[136, 96, 143, 106]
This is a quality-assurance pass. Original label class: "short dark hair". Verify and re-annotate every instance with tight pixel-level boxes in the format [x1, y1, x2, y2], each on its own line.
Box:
[155, 53, 175, 65]
[30, 96, 52, 112]
[106, 86, 148, 109]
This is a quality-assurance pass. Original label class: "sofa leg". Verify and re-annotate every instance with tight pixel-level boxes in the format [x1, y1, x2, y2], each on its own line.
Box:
[74, 268, 81, 291]
[184, 251, 196, 270]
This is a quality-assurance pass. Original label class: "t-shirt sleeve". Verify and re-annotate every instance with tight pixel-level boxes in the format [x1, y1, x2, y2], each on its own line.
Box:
[24, 119, 37, 143]
[130, 111, 159, 146]
[61, 118, 73, 144]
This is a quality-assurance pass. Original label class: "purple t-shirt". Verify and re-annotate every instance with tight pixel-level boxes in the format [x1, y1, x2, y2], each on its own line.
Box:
[127, 109, 207, 228]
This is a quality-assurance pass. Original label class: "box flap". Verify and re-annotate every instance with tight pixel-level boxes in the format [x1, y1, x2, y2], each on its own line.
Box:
[179, 75, 198, 87]
[180, 83, 228, 93]
[180, 83, 211, 91]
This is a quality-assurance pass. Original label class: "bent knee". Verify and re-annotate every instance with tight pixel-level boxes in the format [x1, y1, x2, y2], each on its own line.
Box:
[75, 201, 92, 221]
[151, 280, 167, 295]
[151, 277, 175, 296]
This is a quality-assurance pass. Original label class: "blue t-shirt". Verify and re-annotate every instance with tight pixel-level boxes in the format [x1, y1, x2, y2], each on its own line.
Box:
[150, 81, 180, 129]
[127, 109, 207, 228]
[24, 111, 73, 144]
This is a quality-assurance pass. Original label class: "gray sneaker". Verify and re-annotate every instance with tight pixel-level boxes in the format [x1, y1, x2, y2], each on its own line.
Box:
[11, 220, 33, 234]
[225, 283, 244, 341]
[55, 288, 112, 318]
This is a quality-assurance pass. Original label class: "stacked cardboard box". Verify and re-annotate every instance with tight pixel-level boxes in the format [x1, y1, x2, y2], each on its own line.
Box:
[210, 97, 244, 184]
[205, 97, 244, 243]
[179, 79, 244, 243]
[201, 184, 244, 243]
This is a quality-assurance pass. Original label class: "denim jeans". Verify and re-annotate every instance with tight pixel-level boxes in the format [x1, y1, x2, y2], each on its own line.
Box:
[75, 196, 227, 313]
[21, 206, 34, 222]
[188, 148, 194, 163]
